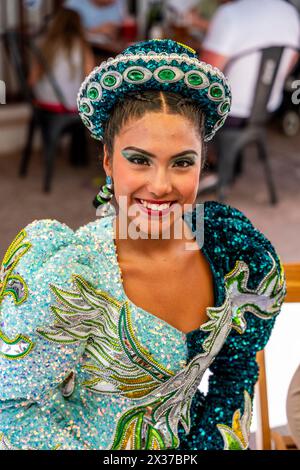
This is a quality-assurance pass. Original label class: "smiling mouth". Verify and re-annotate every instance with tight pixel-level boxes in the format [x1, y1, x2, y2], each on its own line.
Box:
[135, 198, 177, 212]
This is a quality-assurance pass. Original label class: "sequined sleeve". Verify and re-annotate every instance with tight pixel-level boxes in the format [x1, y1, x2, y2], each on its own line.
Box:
[179, 202, 287, 450]
[0, 220, 98, 449]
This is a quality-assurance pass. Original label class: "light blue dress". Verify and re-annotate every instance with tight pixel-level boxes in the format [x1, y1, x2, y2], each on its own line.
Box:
[0, 201, 286, 450]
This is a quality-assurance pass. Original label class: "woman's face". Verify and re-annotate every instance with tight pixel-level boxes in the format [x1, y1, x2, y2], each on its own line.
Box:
[103, 111, 202, 239]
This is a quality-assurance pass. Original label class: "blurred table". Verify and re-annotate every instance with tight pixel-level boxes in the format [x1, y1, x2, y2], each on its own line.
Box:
[88, 32, 130, 59]
[164, 25, 203, 55]
[88, 27, 202, 63]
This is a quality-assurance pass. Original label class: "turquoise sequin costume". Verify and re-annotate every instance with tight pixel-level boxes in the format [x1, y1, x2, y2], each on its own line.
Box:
[0, 201, 286, 450]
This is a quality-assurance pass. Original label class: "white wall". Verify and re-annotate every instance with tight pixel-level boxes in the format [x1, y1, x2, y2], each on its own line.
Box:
[252, 302, 300, 432]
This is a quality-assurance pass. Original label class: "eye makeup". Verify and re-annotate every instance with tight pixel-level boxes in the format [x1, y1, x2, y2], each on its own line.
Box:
[121, 150, 150, 165]
[121, 148, 198, 167]
[171, 155, 197, 167]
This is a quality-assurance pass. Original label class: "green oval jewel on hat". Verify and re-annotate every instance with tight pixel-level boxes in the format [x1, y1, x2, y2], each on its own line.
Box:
[218, 99, 230, 116]
[86, 82, 102, 102]
[124, 66, 152, 84]
[208, 82, 225, 101]
[158, 69, 175, 81]
[153, 66, 184, 83]
[211, 86, 222, 98]
[128, 70, 144, 81]
[88, 87, 98, 99]
[188, 73, 202, 86]
[80, 103, 90, 113]
[221, 101, 230, 112]
[79, 98, 94, 116]
[101, 71, 123, 90]
[81, 116, 94, 129]
[214, 116, 226, 131]
[103, 75, 117, 87]
[184, 70, 210, 89]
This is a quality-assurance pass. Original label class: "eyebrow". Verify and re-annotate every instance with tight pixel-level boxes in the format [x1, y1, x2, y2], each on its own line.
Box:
[122, 146, 198, 159]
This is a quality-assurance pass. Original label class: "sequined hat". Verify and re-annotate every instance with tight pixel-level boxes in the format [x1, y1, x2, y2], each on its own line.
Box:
[77, 39, 231, 142]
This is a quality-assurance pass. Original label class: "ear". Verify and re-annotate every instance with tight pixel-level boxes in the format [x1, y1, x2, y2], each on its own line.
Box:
[102, 144, 112, 177]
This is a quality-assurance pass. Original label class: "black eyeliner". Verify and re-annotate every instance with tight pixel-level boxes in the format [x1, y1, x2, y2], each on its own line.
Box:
[172, 155, 197, 165]
[121, 150, 150, 160]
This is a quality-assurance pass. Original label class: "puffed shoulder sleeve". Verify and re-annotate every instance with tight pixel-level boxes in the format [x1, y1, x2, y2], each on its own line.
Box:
[0, 220, 98, 449]
[181, 202, 286, 450]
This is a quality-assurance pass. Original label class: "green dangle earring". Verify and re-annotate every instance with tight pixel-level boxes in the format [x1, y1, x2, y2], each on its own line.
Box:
[93, 175, 115, 217]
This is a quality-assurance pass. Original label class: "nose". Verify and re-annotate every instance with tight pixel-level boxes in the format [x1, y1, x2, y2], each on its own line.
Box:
[147, 167, 172, 197]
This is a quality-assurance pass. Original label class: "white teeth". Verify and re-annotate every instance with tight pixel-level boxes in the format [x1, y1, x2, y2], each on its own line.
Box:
[138, 199, 172, 211]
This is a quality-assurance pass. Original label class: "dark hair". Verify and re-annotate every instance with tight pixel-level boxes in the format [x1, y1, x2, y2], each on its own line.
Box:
[40, 8, 88, 77]
[103, 90, 207, 169]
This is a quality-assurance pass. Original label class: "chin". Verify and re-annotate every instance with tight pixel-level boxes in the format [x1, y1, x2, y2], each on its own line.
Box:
[128, 212, 181, 240]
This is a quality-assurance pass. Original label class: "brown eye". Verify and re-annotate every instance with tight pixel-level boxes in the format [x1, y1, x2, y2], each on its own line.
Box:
[128, 155, 150, 165]
[173, 159, 194, 168]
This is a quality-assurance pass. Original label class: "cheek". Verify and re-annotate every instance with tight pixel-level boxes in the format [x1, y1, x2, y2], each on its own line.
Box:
[176, 168, 200, 198]
[112, 160, 144, 196]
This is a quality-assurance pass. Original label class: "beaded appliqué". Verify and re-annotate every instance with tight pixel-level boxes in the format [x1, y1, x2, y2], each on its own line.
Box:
[0, 432, 62, 450]
[0, 230, 34, 360]
[225, 252, 286, 334]
[217, 391, 252, 450]
[35, 249, 284, 450]
[0, 432, 15, 450]
[36, 274, 233, 449]
[114, 295, 232, 450]
[36, 275, 175, 398]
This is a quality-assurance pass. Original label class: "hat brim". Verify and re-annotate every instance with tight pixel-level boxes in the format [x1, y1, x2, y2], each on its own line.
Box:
[77, 41, 231, 142]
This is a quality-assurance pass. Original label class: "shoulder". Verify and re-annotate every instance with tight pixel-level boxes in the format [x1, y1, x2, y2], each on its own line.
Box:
[1, 218, 103, 301]
[210, 2, 235, 20]
[0, 218, 103, 343]
[8, 219, 75, 273]
[277, 0, 300, 19]
[209, 2, 238, 27]
[200, 201, 284, 288]
[13, 216, 110, 257]
[0, 219, 92, 399]
[74, 216, 113, 247]
[202, 4, 238, 54]
[278, 2, 300, 39]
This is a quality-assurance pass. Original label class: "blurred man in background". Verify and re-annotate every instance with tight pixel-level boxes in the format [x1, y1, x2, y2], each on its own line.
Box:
[199, 0, 300, 187]
[65, 0, 125, 40]
[201, 0, 299, 126]
[167, 0, 219, 36]
[184, 0, 219, 35]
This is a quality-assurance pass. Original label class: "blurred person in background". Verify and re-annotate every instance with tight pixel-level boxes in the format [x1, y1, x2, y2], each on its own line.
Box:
[199, 0, 300, 187]
[28, 8, 95, 165]
[166, 0, 218, 37]
[65, 0, 126, 40]
[164, 0, 215, 45]
[29, 7, 95, 112]
[183, 0, 219, 36]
